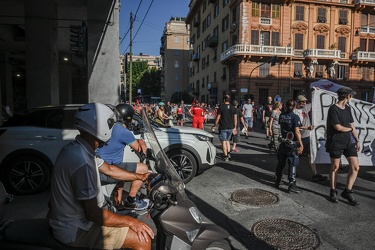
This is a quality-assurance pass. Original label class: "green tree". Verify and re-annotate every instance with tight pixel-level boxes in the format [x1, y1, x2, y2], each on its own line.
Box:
[125, 60, 148, 101]
[138, 68, 161, 99]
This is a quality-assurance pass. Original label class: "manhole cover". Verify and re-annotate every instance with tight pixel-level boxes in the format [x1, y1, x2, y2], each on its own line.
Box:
[252, 219, 321, 250]
[231, 188, 279, 207]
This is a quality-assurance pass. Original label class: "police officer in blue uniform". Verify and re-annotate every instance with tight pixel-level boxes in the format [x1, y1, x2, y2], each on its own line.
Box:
[275, 99, 304, 193]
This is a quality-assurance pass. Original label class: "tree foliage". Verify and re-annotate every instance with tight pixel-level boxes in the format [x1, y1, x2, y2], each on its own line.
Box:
[124, 60, 148, 101]
[139, 68, 162, 99]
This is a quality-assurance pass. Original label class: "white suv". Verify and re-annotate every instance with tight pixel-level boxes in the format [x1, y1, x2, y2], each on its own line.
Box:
[0, 105, 216, 195]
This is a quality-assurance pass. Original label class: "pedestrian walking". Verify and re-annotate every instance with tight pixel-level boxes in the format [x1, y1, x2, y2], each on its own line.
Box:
[275, 99, 304, 193]
[242, 98, 254, 139]
[211, 95, 237, 161]
[176, 104, 184, 126]
[268, 101, 282, 151]
[231, 100, 246, 153]
[181, 100, 186, 124]
[262, 96, 274, 140]
[189, 100, 204, 129]
[294, 95, 327, 182]
[326, 87, 360, 205]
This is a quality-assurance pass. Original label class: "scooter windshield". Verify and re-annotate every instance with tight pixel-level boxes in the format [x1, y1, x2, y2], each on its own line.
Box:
[139, 108, 187, 198]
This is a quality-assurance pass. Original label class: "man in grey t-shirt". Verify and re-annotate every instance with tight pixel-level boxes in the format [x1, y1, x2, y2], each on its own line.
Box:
[242, 98, 254, 139]
[50, 103, 154, 249]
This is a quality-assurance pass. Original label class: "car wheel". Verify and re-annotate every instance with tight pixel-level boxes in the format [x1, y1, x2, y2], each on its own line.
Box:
[3, 156, 51, 195]
[167, 149, 197, 184]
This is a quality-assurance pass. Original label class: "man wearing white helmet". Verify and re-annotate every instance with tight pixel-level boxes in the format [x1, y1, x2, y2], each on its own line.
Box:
[49, 103, 154, 250]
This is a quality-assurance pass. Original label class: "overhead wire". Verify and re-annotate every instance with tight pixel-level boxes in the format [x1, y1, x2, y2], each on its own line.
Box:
[119, 0, 143, 46]
[122, 0, 155, 55]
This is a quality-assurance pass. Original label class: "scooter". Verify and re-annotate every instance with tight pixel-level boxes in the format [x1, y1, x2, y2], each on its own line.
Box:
[136, 109, 230, 249]
[0, 108, 231, 250]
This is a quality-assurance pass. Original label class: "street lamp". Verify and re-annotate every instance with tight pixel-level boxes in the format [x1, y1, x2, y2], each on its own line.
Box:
[247, 56, 278, 99]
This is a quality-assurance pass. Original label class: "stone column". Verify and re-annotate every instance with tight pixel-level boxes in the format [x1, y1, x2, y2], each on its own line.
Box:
[25, 0, 59, 108]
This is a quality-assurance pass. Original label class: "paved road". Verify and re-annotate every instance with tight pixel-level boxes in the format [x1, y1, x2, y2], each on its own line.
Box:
[186, 121, 375, 250]
[3, 121, 375, 249]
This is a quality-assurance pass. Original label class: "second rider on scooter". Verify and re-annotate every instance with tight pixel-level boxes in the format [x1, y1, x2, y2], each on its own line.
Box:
[97, 103, 150, 211]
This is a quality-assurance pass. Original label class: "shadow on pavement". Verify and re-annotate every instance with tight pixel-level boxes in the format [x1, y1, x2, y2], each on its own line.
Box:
[185, 189, 273, 250]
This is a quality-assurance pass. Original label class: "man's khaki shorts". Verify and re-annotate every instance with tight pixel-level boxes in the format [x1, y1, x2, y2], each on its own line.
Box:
[67, 224, 129, 250]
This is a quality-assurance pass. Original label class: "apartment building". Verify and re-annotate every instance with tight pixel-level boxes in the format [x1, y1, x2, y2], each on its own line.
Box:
[119, 53, 161, 102]
[160, 17, 191, 102]
[186, 0, 375, 105]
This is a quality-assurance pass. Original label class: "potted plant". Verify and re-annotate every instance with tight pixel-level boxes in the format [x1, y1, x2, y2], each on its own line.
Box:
[330, 43, 337, 49]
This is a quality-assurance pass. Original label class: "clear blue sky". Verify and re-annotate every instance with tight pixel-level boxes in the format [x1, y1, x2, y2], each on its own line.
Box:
[119, 0, 190, 56]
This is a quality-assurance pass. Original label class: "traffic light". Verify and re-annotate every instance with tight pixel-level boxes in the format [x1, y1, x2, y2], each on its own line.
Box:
[269, 56, 278, 66]
[70, 22, 87, 57]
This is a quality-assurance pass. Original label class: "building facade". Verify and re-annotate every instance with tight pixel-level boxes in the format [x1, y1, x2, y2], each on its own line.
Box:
[119, 53, 161, 102]
[186, 0, 375, 106]
[0, 0, 121, 123]
[160, 17, 190, 102]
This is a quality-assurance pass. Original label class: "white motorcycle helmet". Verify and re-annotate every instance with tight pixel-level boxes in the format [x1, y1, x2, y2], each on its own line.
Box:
[74, 103, 116, 142]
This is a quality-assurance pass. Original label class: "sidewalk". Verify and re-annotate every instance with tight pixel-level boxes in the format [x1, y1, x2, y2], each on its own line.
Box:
[183, 120, 375, 250]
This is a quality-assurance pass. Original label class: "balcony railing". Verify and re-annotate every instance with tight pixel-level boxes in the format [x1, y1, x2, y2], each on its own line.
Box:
[260, 17, 271, 25]
[220, 44, 293, 61]
[352, 51, 375, 60]
[360, 26, 375, 34]
[303, 49, 341, 59]
[354, 0, 375, 5]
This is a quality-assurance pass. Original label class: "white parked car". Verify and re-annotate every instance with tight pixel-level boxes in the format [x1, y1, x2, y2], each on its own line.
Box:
[0, 105, 216, 194]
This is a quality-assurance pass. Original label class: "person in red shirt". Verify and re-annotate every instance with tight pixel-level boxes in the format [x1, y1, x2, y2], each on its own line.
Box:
[176, 104, 184, 126]
[189, 100, 204, 129]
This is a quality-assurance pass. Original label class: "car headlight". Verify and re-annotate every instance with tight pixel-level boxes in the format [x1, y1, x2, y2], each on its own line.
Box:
[193, 134, 210, 141]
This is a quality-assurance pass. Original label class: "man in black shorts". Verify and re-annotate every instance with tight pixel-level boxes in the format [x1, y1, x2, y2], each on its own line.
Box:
[211, 95, 237, 161]
[326, 87, 360, 205]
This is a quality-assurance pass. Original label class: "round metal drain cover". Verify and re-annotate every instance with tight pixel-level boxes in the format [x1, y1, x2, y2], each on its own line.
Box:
[231, 188, 279, 207]
[252, 219, 320, 250]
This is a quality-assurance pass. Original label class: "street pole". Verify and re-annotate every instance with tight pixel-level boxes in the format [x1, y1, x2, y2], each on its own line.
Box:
[247, 56, 278, 100]
[129, 12, 133, 104]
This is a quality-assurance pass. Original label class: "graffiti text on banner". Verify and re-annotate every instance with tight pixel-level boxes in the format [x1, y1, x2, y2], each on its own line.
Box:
[311, 89, 375, 166]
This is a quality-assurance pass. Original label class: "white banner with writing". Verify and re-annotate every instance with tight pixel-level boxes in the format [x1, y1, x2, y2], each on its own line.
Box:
[311, 89, 375, 166]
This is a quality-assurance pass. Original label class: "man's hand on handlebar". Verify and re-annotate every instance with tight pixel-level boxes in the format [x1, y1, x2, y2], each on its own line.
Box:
[135, 172, 151, 182]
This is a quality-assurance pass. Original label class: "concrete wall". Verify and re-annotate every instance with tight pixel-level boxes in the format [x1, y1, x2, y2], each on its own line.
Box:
[87, 0, 121, 106]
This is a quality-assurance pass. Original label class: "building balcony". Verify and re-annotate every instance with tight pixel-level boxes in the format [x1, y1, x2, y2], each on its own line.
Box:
[208, 36, 218, 48]
[192, 53, 200, 61]
[303, 49, 341, 59]
[354, 0, 375, 5]
[220, 44, 293, 62]
[351, 51, 375, 60]
[360, 26, 375, 34]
